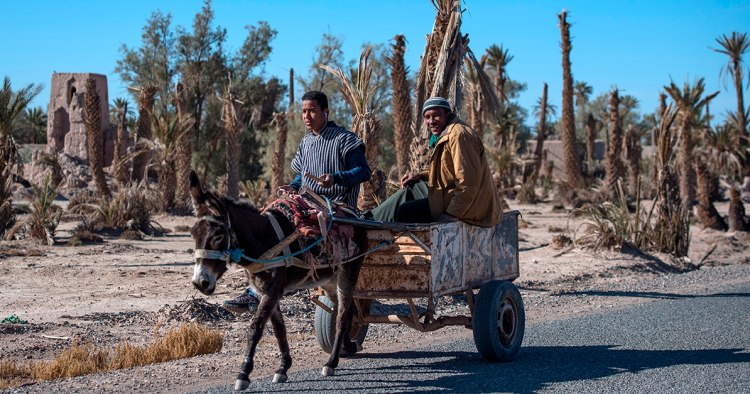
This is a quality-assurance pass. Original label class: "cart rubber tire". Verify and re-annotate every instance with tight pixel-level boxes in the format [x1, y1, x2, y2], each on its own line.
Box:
[314, 296, 369, 354]
[472, 280, 525, 362]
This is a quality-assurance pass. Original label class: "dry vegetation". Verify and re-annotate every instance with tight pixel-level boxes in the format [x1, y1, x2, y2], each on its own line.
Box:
[0, 324, 222, 389]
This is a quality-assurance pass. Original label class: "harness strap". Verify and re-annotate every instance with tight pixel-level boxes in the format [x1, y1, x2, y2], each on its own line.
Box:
[263, 212, 293, 267]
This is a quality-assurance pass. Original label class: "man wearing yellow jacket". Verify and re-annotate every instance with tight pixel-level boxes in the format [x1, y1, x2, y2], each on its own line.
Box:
[372, 97, 503, 227]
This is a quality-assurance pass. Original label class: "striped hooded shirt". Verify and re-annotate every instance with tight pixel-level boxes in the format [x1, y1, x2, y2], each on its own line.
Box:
[291, 121, 366, 208]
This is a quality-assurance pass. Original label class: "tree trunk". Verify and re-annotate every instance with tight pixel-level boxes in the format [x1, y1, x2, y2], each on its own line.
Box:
[355, 115, 385, 210]
[625, 125, 642, 198]
[271, 112, 288, 191]
[586, 113, 596, 166]
[734, 59, 747, 148]
[530, 83, 548, 186]
[158, 159, 177, 212]
[288, 68, 294, 111]
[728, 186, 749, 231]
[175, 82, 193, 204]
[132, 83, 157, 184]
[558, 11, 584, 188]
[695, 159, 727, 230]
[84, 78, 111, 198]
[390, 34, 413, 178]
[113, 101, 130, 190]
[605, 89, 624, 197]
[679, 116, 696, 210]
[223, 88, 242, 201]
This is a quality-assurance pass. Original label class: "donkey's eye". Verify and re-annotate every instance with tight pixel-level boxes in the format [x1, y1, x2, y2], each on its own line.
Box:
[212, 235, 225, 246]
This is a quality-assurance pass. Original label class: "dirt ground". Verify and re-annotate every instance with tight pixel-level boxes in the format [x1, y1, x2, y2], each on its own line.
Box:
[1, 198, 749, 393]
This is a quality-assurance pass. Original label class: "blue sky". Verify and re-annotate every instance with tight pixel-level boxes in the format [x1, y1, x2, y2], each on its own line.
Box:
[1, 0, 749, 126]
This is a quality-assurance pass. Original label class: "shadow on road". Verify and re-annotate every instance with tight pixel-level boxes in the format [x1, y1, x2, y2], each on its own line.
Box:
[569, 291, 750, 300]
[280, 345, 750, 393]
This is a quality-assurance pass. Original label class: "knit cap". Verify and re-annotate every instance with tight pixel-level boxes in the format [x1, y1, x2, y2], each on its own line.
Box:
[422, 97, 452, 115]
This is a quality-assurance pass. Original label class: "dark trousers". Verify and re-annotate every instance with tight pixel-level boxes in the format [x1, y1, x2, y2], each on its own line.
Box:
[371, 181, 433, 223]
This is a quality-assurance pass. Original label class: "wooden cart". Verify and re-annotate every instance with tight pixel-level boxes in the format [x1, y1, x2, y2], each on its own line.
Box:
[312, 211, 524, 362]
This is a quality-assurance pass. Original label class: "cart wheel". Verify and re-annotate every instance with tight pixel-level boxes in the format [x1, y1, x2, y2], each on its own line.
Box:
[314, 296, 369, 354]
[472, 280, 525, 362]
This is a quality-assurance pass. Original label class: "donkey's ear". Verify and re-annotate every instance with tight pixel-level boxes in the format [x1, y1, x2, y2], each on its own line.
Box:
[203, 192, 228, 221]
[189, 169, 206, 214]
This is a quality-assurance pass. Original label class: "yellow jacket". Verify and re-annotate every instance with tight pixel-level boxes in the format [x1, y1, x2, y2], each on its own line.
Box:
[421, 116, 503, 227]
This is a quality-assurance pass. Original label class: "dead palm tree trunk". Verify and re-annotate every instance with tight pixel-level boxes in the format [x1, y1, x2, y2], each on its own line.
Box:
[271, 112, 288, 191]
[530, 83, 548, 186]
[288, 68, 294, 111]
[678, 113, 697, 209]
[391, 34, 413, 178]
[586, 113, 597, 166]
[695, 158, 727, 230]
[132, 83, 157, 184]
[222, 84, 243, 201]
[113, 101, 130, 190]
[558, 11, 584, 188]
[408, 0, 500, 173]
[728, 186, 750, 231]
[625, 125, 642, 198]
[84, 78, 111, 198]
[605, 89, 624, 197]
[175, 82, 193, 204]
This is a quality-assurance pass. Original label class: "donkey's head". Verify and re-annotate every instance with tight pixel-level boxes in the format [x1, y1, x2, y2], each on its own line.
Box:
[188, 170, 231, 295]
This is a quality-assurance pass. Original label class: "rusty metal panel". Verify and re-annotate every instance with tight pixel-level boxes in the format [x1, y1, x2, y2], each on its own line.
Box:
[462, 223, 493, 288]
[492, 211, 520, 280]
[355, 263, 430, 296]
[430, 222, 463, 295]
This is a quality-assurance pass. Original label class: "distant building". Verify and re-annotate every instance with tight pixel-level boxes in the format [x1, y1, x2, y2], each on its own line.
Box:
[46, 73, 116, 165]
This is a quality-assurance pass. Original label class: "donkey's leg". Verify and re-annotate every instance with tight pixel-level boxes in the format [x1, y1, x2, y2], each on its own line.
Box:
[268, 306, 292, 383]
[321, 265, 360, 377]
[235, 294, 281, 391]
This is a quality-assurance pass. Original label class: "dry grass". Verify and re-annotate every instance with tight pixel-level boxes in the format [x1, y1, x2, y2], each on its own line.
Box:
[7, 174, 61, 244]
[239, 180, 271, 207]
[0, 323, 222, 389]
[173, 225, 191, 232]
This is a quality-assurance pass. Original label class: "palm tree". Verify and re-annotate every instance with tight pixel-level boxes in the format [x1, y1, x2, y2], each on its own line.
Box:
[174, 82, 193, 204]
[485, 44, 514, 108]
[110, 98, 132, 189]
[664, 77, 719, 210]
[573, 81, 593, 107]
[0, 77, 43, 237]
[711, 32, 749, 147]
[390, 34, 413, 178]
[84, 78, 111, 198]
[558, 11, 584, 188]
[132, 83, 158, 183]
[270, 112, 288, 191]
[586, 113, 598, 165]
[624, 124, 645, 198]
[694, 156, 727, 230]
[529, 83, 551, 188]
[222, 79, 243, 201]
[605, 89, 625, 197]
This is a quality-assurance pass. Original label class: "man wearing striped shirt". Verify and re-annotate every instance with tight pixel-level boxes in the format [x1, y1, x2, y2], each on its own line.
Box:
[224, 91, 371, 313]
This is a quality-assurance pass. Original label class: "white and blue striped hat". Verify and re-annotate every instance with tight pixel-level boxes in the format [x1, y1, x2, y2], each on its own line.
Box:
[422, 97, 452, 115]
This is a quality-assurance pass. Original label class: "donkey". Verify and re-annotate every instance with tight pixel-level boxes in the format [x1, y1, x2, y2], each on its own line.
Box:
[187, 170, 368, 391]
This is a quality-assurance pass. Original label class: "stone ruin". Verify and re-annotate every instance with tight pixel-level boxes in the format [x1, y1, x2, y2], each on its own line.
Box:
[46, 72, 116, 166]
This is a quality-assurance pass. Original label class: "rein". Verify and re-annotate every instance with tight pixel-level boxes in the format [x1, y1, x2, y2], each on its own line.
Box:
[193, 196, 334, 265]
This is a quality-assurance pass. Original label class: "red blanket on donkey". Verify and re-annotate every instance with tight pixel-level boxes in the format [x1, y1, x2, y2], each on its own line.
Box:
[261, 188, 358, 267]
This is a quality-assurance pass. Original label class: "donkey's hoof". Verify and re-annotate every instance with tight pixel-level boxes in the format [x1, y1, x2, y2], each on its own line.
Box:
[272, 373, 288, 383]
[234, 379, 250, 391]
[321, 366, 335, 376]
[356, 342, 364, 352]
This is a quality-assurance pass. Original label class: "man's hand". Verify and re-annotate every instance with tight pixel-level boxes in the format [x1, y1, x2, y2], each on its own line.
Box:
[317, 174, 335, 189]
[438, 213, 459, 223]
[400, 172, 423, 188]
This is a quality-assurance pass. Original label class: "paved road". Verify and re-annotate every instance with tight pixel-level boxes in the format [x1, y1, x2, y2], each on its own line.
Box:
[198, 282, 750, 393]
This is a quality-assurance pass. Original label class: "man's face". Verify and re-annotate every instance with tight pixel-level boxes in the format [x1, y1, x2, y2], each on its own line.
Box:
[302, 100, 329, 133]
[424, 108, 450, 136]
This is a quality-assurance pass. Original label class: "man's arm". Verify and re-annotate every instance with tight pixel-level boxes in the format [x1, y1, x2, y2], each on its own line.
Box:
[288, 173, 302, 191]
[445, 131, 483, 219]
[332, 147, 372, 187]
